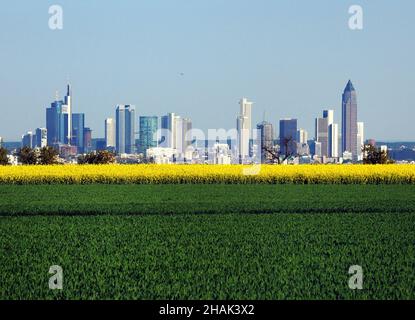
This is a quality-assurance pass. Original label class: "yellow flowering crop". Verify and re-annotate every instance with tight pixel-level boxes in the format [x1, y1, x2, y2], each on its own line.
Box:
[0, 164, 414, 184]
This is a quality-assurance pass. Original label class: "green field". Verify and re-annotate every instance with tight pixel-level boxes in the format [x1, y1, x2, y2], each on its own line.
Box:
[0, 184, 414, 299]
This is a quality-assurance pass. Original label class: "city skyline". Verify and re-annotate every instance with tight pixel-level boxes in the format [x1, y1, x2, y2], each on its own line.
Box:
[0, 1, 414, 141]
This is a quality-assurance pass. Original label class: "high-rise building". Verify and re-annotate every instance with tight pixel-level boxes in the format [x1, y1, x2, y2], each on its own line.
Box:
[105, 118, 115, 148]
[237, 98, 252, 163]
[257, 121, 274, 163]
[0, 136, 3, 148]
[316, 110, 338, 158]
[342, 80, 358, 161]
[296, 129, 308, 144]
[22, 131, 34, 148]
[71, 113, 85, 153]
[175, 117, 192, 155]
[315, 117, 329, 157]
[329, 123, 339, 158]
[138, 116, 158, 155]
[83, 127, 92, 153]
[161, 113, 177, 149]
[46, 85, 72, 146]
[357, 122, 365, 161]
[65, 84, 72, 144]
[35, 128, 47, 148]
[116, 105, 136, 154]
[279, 118, 297, 156]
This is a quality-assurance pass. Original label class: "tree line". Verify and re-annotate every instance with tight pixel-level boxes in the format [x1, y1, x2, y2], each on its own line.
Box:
[0, 146, 115, 165]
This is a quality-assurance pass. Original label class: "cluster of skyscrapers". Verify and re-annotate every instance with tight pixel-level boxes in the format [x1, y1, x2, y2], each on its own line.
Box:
[15, 80, 364, 164]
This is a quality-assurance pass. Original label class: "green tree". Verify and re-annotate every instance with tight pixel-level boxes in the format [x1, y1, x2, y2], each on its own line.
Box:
[39, 146, 59, 165]
[0, 147, 9, 165]
[78, 150, 116, 164]
[362, 144, 394, 164]
[17, 147, 38, 165]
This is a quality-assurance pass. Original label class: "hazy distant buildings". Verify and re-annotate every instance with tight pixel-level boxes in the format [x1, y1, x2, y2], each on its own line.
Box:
[279, 118, 297, 156]
[138, 116, 158, 155]
[116, 105, 136, 154]
[105, 118, 115, 148]
[342, 80, 358, 161]
[0, 136, 3, 148]
[237, 98, 252, 163]
[257, 121, 274, 163]
[213, 143, 232, 164]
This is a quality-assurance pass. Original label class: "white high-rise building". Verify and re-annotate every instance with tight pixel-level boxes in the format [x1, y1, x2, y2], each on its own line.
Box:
[0, 136, 3, 148]
[105, 118, 115, 148]
[329, 123, 339, 158]
[323, 109, 339, 158]
[296, 129, 308, 144]
[237, 98, 252, 163]
[35, 128, 47, 148]
[175, 117, 192, 155]
[357, 122, 365, 161]
[64, 84, 72, 145]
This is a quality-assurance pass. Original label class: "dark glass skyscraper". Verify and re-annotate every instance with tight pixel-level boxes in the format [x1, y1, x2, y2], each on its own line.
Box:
[342, 80, 358, 160]
[72, 113, 85, 153]
[138, 116, 158, 155]
[279, 119, 297, 156]
[46, 100, 66, 146]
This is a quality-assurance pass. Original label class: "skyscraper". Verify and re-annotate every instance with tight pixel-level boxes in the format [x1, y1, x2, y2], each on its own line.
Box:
[329, 123, 339, 158]
[316, 109, 339, 158]
[35, 128, 47, 148]
[257, 121, 274, 163]
[65, 84, 72, 144]
[0, 136, 3, 148]
[296, 129, 308, 144]
[342, 80, 358, 161]
[105, 118, 115, 148]
[22, 131, 34, 148]
[138, 116, 158, 155]
[279, 118, 297, 156]
[46, 85, 72, 146]
[161, 113, 177, 149]
[71, 113, 85, 153]
[83, 127, 92, 153]
[315, 117, 329, 157]
[237, 98, 252, 163]
[176, 117, 192, 155]
[357, 122, 365, 161]
[116, 105, 136, 154]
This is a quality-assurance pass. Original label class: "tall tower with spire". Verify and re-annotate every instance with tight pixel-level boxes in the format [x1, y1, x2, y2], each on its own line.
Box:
[64, 84, 72, 144]
[341, 80, 358, 161]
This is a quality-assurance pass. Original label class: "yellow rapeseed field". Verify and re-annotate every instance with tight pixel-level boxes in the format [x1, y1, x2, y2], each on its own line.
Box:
[0, 164, 415, 184]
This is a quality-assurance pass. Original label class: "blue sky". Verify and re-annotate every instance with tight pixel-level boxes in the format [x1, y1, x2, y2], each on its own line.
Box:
[0, 0, 414, 141]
